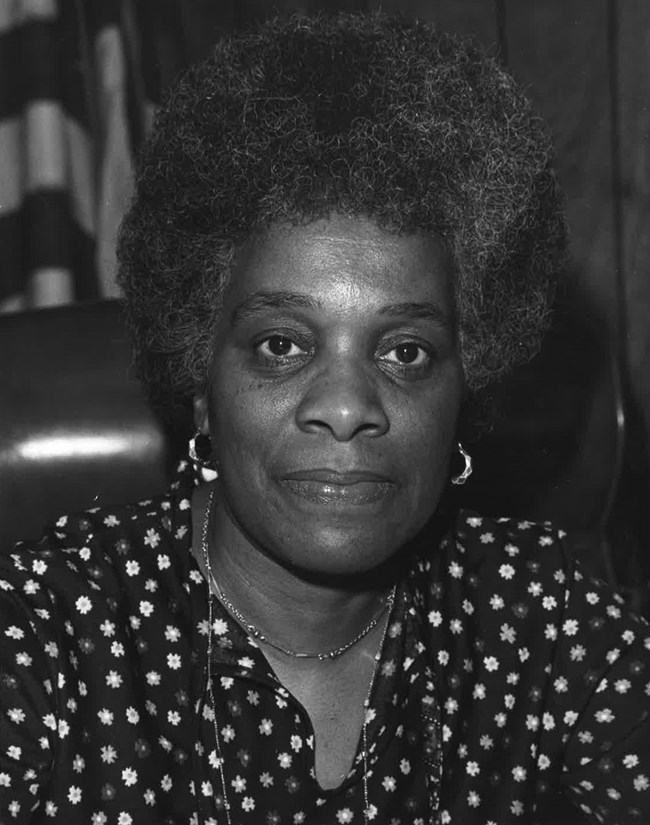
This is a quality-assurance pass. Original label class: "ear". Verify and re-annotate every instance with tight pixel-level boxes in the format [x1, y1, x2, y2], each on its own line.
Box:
[193, 394, 210, 435]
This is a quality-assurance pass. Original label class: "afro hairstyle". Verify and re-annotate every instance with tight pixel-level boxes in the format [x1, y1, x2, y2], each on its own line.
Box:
[117, 11, 567, 427]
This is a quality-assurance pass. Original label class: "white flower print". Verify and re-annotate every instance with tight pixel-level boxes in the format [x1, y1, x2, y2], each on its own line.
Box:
[473, 683, 486, 700]
[500, 624, 516, 643]
[143, 529, 160, 548]
[562, 619, 579, 636]
[67, 786, 81, 804]
[7, 708, 25, 724]
[570, 644, 587, 661]
[106, 671, 122, 689]
[564, 711, 579, 727]
[554, 676, 568, 692]
[545, 624, 558, 640]
[448, 561, 463, 578]
[125, 561, 140, 577]
[100, 746, 117, 764]
[231, 775, 246, 793]
[542, 713, 555, 730]
[450, 619, 463, 634]
[111, 641, 125, 657]
[75, 596, 92, 614]
[428, 610, 442, 627]
[526, 715, 539, 731]
[212, 618, 228, 635]
[468, 791, 481, 807]
[164, 625, 181, 642]
[97, 709, 113, 725]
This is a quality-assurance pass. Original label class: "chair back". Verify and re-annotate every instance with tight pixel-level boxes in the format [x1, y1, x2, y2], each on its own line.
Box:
[0, 300, 182, 549]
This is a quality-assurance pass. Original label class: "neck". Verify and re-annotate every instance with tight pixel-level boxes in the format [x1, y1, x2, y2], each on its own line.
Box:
[191, 483, 395, 657]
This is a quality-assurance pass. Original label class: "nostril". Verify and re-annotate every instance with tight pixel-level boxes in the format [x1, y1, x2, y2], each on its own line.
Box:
[295, 383, 389, 442]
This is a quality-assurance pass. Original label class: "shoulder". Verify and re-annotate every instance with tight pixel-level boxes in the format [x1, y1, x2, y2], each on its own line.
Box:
[431, 508, 570, 590]
[0, 480, 197, 628]
[412, 509, 575, 641]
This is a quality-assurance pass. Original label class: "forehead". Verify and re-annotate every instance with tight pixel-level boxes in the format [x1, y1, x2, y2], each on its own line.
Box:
[225, 214, 454, 315]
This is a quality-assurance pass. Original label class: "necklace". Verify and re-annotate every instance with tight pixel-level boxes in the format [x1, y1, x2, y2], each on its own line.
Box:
[200, 488, 396, 660]
[201, 486, 394, 824]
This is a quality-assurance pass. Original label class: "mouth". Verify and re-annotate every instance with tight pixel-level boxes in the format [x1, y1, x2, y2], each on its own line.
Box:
[279, 469, 395, 506]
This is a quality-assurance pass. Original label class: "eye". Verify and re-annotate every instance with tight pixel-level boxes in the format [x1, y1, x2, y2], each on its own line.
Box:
[256, 335, 306, 360]
[381, 342, 430, 368]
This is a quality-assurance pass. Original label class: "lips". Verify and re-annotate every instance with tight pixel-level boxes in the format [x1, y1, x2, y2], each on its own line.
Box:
[279, 469, 395, 506]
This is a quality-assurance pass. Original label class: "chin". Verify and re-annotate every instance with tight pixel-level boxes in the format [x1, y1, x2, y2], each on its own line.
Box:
[271, 526, 419, 585]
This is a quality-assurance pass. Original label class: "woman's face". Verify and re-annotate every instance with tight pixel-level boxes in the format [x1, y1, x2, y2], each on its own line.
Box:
[195, 213, 464, 578]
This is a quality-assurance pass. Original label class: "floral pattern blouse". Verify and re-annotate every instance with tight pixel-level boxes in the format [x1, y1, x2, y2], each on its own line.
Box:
[1, 462, 649, 825]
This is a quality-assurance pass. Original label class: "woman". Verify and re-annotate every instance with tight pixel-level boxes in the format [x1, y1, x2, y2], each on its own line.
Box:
[1, 12, 648, 825]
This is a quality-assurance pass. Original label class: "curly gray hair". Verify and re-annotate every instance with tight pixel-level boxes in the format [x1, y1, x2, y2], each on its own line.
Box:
[117, 11, 567, 425]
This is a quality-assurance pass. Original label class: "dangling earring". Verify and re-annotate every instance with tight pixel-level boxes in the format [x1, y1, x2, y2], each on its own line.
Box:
[451, 442, 473, 485]
[188, 431, 218, 482]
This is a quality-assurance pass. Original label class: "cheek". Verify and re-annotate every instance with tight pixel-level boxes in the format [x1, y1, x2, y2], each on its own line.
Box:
[395, 386, 461, 491]
[209, 377, 285, 470]
[397, 378, 461, 446]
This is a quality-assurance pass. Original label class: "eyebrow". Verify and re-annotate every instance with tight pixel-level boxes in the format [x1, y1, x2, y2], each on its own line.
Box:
[230, 291, 321, 324]
[378, 301, 453, 330]
[230, 290, 453, 330]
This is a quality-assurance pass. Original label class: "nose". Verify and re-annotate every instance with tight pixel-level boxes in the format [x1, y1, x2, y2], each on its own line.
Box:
[295, 362, 390, 442]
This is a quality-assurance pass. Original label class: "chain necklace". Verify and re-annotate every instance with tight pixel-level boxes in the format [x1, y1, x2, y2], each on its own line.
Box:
[201, 486, 394, 824]
[200, 488, 395, 660]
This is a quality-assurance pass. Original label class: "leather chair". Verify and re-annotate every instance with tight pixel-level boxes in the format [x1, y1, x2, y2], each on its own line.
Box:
[0, 300, 185, 549]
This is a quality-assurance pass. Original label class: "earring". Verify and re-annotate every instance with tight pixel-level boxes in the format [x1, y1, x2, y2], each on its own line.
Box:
[451, 442, 473, 486]
[188, 431, 218, 482]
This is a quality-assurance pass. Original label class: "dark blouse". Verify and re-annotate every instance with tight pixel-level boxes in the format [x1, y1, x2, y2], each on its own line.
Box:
[1, 462, 649, 825]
